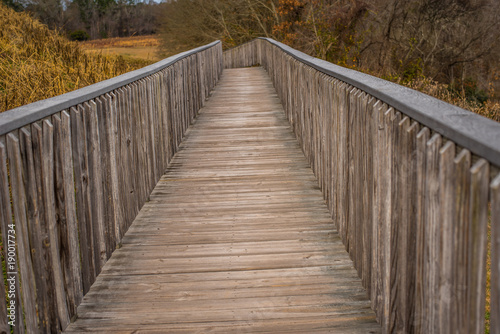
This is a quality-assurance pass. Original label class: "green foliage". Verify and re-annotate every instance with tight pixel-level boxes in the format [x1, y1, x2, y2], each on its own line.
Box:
[69, 29, 90, 41]
[463, 78, 489, 105]
[449, 78, 490, 107]
[401, 58, 423, 83]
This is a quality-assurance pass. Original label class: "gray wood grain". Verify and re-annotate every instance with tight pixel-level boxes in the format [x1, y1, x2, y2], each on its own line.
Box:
[31, 123, 59, 332]
[96, 97, 116, 258]
[381, 107, 394, 332]
[0, 43, 222, 333]
[0, 141, 16, 333]
[404, 120, 419, 333]
[84, 101, 107, 274]
[106, 92, 123, 244]
[42, 119, 70, 329]
[453, 149, 471, 334]
[361, 95, 374, 295]
[438, 140, 455, 334]
[64, 67, 380, 333]
[467, 159, 489, 334]
[424, 133, 442, 334]
[6, 133, 37, 332]
[70, 106, 95, 293]
[414, 127, 430, 333]
[491, 173, 500, 334]
[53, 111, 83, 319]
[390, 114, 409, 333]
[226, 40, 495, 334]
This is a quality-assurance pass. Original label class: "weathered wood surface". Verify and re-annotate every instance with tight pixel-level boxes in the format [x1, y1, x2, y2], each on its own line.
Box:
[64, 68, 380, 333]
[492, 172, 500, 334]
[0, 42, 222, 333]
[225, 38, 496, 334]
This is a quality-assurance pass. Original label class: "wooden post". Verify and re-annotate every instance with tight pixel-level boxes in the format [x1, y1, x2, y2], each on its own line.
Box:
[491, 173, 500, 334]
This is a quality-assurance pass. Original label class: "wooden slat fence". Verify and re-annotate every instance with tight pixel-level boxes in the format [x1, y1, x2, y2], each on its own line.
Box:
[224, 38, 500, 334]
[0, 41, 222, 333]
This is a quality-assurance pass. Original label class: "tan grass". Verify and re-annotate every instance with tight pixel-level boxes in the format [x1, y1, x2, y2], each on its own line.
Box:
[403, 77, 500, 122]
[0, 4, 153, 113]
[83, 46, 161, 62]
[80, 35, 160, 48]
[80, 35, 161, 62]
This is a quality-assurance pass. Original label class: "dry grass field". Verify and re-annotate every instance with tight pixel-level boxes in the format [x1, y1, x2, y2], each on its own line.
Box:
[0, 4, 152, 113]
[80, 35, 161, 62]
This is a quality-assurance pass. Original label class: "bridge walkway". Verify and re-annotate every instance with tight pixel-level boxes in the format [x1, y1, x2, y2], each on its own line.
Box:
[64, 67, 381, 333]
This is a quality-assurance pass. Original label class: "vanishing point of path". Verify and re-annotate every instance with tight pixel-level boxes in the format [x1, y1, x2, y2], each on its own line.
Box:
[64, 67, 381, 333]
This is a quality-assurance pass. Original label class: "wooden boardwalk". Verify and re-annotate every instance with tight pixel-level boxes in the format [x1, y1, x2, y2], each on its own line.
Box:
[64, 67, 380, 333]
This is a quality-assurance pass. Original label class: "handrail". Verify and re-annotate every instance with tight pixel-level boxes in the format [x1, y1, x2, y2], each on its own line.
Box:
[0, 40, 223, 333]
[257, 38, 500, 168]
[224, 38, 500, 334]
[0, 40, 221, 136]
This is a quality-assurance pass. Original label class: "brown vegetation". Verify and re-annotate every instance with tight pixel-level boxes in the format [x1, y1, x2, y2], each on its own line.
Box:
[159, 0, 500, 122]
[80, 35, 160, 61]
[0, 3, 151, 112]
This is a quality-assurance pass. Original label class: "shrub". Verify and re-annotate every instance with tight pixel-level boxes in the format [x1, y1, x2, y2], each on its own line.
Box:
[69, 30, 90, 41]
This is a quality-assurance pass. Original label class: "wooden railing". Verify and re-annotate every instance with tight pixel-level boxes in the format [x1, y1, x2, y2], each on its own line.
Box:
[0, 41, 222, 333]
[224, 38, 500, 334]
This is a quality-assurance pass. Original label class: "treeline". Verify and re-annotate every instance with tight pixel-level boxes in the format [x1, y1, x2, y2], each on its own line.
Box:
[159, 0, 500, 106]
[2, 0, 160, 40]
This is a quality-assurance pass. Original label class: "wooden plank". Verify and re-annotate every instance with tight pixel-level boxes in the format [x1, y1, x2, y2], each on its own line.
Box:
[491, 173, 500, 334]
[128, 83, 141, 213]
[65, 67, 380, 333]
[31, 123, 59, 332]
[0, 141, 17, 333]
[123, 86, 137, 226]
[131, 82, 146, 208]
[6, 133, 38, 332]
[337, 82, 349, 250]
[387, 109, 401, 333]
[84, 101, 107, 274]
[438, 140, 455, 333]
[355, 91, 366, 281]
[361, 96, 374, 294]
[414, 126, 430, 333]
[159, 70, 170, 170]
[165, 68, 174, 164]
[403, 120, 419, 333]
[347, 87, 358, 268]
[70, 106, 95, 293]
[53, 111, 83, 319]
[424, 133, 442, 334]
[378, 105, 394, 332]
[18, 127, 48, 331]
[467, 158, 489, 334]
[145, 79, 157, 194]
[370, 100, 383, 320]
[116, 88, 132, 232]
[153, 75, 163, 186]
[1, 133, 26, 334]
[452, 149, 471, 334]
[389, 114, 408, 333]
[96, 97, 116, 258]
[106, 92, 123, 244]
[41, 119, 70, 330]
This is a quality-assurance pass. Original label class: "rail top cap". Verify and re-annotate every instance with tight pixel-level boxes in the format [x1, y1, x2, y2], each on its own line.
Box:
[0, 40, 221, 136]
[257, 37, 500, 168]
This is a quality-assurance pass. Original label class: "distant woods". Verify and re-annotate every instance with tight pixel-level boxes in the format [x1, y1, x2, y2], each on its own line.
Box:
[2, 0, 159, 39]
[159, 0, 500, 105]
[2, 0, 500, 112]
